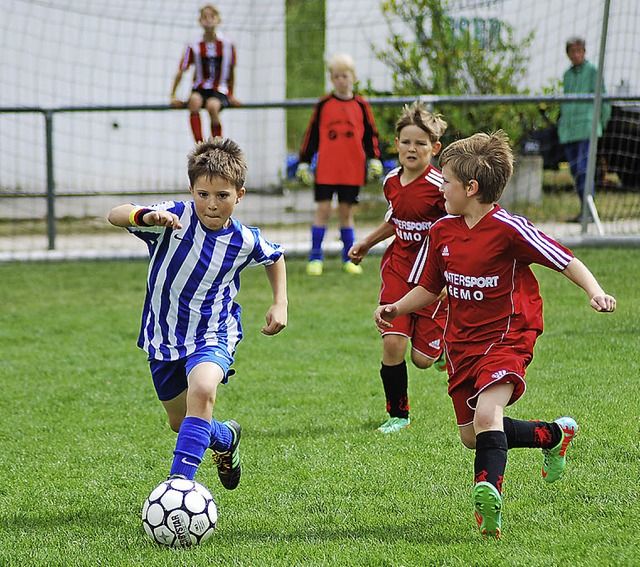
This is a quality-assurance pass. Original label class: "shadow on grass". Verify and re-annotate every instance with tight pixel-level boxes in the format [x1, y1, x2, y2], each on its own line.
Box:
[246, 419, 402, 439]
[219, 516, 472, 546]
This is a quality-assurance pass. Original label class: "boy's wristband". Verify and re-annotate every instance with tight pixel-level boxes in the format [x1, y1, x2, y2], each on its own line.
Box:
[129, 207, 153, 227]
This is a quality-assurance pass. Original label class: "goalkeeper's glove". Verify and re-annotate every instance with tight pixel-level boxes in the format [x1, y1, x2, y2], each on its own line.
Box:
[367, 158, 384, 181]
[296, 162, 313, 186]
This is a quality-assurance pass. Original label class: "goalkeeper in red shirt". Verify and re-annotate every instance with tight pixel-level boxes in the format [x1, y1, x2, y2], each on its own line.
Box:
[297, 53, 382, 276]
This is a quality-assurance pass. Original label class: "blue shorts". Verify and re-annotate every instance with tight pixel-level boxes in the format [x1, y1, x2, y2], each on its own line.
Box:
[149, 345, 235, 402]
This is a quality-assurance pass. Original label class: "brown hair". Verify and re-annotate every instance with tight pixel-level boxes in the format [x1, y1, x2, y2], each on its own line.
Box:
[187, 137, 247, 189]
[439, 130, 514, 204]
[395, 101, 447, 143]
[200, 5, 220, 19]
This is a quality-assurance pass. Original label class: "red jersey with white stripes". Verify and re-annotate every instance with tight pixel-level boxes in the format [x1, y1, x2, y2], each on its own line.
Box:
[179, 33, 236, 95]
[381, 164, 446, 282]
[299, 93, 380, 186]
[418, 205, 574, 355]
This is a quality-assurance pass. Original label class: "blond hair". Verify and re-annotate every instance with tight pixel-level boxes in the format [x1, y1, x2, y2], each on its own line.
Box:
[396, 101, 447, 143]
[439, 131, 514, 204]
[327, 53, 356, 78]
[187, 137, 247, 189]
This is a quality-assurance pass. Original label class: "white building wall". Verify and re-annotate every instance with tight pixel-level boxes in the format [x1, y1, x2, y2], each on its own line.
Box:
[0, 0, 286, 195]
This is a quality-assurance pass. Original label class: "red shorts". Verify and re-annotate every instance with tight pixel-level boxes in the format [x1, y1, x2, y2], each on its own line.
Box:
[447, 331, 538, 426]
[380, 262, 447, 359]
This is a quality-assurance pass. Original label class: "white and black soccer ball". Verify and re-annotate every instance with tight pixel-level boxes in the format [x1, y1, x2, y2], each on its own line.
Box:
[142, 477, 218, 547]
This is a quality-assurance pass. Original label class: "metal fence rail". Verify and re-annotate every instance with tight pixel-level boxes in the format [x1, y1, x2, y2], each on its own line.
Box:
[1, 93, 639, 251]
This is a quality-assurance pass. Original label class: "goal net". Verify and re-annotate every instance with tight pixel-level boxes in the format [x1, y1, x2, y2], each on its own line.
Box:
[1, 0, 639, 261]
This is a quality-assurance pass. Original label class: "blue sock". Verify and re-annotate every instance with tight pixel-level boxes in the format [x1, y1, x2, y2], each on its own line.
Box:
[309, 225, 326, 261]
[340, 227, 355, 263]
[209, 419, 233, 452]
[170, 416, 212, 480]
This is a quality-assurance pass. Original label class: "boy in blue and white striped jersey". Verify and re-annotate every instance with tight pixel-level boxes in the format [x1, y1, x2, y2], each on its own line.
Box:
[108, 137, 288, 490]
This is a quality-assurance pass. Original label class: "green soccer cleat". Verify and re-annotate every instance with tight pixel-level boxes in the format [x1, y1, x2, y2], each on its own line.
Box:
[434, 351, 447, 372]
[473, 481, 502, 539]
[212, 420, 242, 490]
[306, 260, 323, 276]
[342, 261, 363, 275]
[377, 416, 410, 434]
[542, 416, 579, 483]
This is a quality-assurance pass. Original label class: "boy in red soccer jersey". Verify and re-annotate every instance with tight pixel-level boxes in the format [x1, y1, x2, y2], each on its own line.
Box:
[170, 4, 241, 142]
[349, 102, 448, 434]
[374, 131, 616, 538]
[296, 53, 382, 276]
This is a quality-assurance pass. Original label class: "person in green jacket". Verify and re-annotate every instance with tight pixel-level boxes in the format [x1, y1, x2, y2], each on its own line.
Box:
[558, 37, 611, 222]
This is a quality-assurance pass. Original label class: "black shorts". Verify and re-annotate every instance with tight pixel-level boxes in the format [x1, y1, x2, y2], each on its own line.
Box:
[192, 88, 230, 108]
[314, 184, 360, 204]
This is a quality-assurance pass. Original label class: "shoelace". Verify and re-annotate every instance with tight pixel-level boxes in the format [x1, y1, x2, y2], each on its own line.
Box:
[212, 452, 231, 470]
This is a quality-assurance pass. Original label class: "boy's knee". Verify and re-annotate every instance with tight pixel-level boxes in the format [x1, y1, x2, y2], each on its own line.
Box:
[382, 336, 408, 365]
[410, 351, 433, 369]
[187, 94, 203, 111]
[206, 99, 222, 116]
[189, 381, 217, 404]
[459, 426, 477, 449]
[460, 432, 476, 449]
[474, 406, 499, 432]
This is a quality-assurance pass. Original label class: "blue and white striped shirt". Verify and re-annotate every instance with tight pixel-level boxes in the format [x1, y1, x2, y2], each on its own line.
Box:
[129, 200, 284, 361]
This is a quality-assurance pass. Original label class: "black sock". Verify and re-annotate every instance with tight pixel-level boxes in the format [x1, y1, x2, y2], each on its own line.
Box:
[503, 417, 562, 449]
[380, 361, 409, 418]
[474, 430, 508, 493]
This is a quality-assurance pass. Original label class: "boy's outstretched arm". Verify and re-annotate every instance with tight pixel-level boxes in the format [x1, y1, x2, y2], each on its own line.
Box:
[107, 204, 182, 230]
[374, 286, 438, 333]
[562, 257, 616, 312]
[262, 256, 288, 335]
[348, 221, 395, 265]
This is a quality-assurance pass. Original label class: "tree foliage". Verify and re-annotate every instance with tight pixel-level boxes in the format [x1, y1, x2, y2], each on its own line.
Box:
[286, 0, 326, 151]
[370, 0, 544, 152]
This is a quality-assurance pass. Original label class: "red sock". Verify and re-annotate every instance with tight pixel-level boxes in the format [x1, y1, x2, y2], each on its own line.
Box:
[211, 123, 222, 138]
[190, 113, 203, 142]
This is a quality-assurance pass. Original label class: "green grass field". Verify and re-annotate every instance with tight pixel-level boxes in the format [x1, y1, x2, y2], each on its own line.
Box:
[1, 251, 638, 566]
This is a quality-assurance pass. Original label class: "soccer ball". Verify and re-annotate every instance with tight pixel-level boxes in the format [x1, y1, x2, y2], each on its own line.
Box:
[142, 477, 218, 547]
